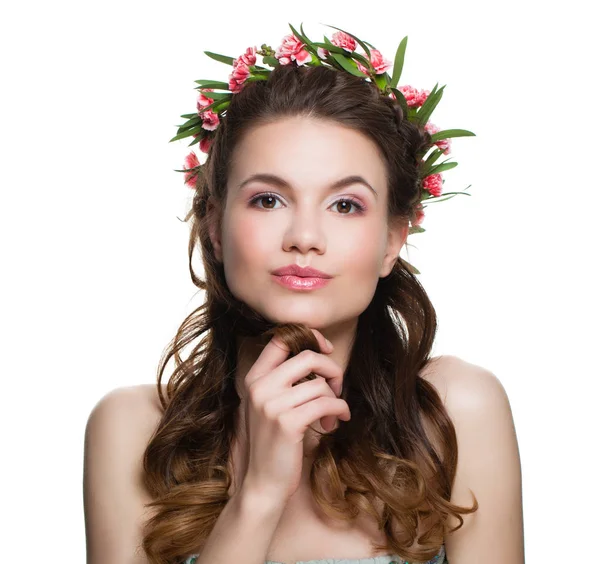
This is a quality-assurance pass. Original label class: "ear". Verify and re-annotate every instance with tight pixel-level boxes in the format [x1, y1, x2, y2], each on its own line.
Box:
[379, 217, 410, 278]
[206, 197, 224, 263]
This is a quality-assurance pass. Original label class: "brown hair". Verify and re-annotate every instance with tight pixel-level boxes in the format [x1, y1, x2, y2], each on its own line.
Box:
[140, 63, 478, 564]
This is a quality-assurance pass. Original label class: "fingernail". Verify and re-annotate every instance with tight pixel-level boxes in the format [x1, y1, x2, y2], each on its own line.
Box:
[325, 339, 333, 350]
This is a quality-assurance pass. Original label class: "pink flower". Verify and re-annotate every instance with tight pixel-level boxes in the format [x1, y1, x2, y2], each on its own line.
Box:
[422, 173, 443, 197]
[424, 122, 440, 135]
[201, 109, 219, 131]
[398, 85, 430, 108]
[183, 151, 200, 188]
[412, 203, 425, 227]
[228, 60, 251, 93]
[356, 48, 392, 75]
[425, 121, 452, 155]
[317, 47, 329, 60]
[199, 136, 212, 154]
[275, 33, 312, 66]
[227, 47, 257, 94]
[331, 31, 356, 52]
[417, 88, 430, 106]
[197, 89, 214, 113]
[238, 46, 257, 66]
[437, 139, 451, 154]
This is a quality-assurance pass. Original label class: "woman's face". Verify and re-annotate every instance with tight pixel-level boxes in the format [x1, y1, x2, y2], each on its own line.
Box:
[210, 115, 407, 333]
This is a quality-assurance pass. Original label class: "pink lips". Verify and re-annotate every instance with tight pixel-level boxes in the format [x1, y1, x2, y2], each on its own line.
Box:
[271, 264, 332, 278]
[271, 274, 331, 290]
[271, 264, 333, 291]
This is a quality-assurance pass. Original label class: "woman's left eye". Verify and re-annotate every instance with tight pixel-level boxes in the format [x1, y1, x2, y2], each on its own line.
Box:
[248, 193, 366, 215]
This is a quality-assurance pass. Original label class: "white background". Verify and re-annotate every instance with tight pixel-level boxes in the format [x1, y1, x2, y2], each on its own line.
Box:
[1, 1, 598, 562]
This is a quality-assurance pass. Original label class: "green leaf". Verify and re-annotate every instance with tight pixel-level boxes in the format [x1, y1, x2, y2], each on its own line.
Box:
[415, 83, 445, 127]
[345, 50, 373, 71]
[201, 91, 231, 101]
[288, 23, 318, 56]
[423, 147, 444, 165]
[363, 40, 377, 50]
[421, 191, 469, 204]
[204, 51, 235, 66]
[328, 42, 371, 69]
[390, 87, 409, 116]
[300, 22, 314, 46]
[245, 75, 269, 83]
[322, 23, 371, 60]
[421, 185, 472, 204]
[262, 55, 279, 67]
[288, 22, 308, 43]
[427, 161, 458, 175]
[249, 68, 271, 76]
[419, 148, 444, 177]
[212, 99, 230, 113]
[177, 116, 202, 134]
[312, 41, 347, 55]
[330, 53, 366, 77]
[320, 39, 345, 71]
[193, 80, 230, 89]
[424, 154, 458, 170]
[408, 225, 425, 234]
[188, 135, 201, 147]
[180, 113, 198, 119]
[169, 124, 204, 143]
[320, 37, 371, 69]
[390, 36, 408, 88]
[174, 165, 202, 173]
[429, 128, 476, 142]
[374, 73, 389, 91]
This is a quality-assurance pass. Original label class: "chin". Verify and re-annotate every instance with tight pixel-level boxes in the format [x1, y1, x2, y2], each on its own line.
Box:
[267, 311, 329, 328]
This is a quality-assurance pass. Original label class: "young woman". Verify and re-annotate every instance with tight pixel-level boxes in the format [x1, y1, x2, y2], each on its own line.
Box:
[84, 26, 524, 564]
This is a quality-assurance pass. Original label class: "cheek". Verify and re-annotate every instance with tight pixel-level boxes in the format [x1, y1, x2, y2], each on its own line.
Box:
[228, 214, 272, 254]
[331, 220, 387, 275]
[220, 213, 272, 287]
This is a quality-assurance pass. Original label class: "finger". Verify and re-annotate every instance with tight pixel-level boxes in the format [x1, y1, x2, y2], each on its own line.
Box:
[246, 328, 332, 388]
[266, 376, 339, 432]
[320, 415, 338, 432]
[311, 329, 334, 354]
[270, 376, 337, 410]
[277, 350, 343, 398]
[286, 396, 351, 431]
[244, 333, 292, 389]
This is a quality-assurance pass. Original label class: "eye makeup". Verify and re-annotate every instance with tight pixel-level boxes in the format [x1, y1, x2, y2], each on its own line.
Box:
[247, 192, 368, 215]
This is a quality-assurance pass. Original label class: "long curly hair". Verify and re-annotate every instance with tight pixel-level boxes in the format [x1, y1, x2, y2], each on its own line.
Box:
[140, 63, 478, 564]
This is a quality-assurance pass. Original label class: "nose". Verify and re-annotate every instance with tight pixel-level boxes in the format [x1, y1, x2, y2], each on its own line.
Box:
[281, 205, 326, 255]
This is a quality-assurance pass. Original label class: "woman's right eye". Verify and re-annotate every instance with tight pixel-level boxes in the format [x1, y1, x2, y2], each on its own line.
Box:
[249, 192, 282, 210]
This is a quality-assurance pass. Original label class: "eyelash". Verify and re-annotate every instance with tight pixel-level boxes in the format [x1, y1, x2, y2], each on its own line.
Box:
[248, 192, 367, 215]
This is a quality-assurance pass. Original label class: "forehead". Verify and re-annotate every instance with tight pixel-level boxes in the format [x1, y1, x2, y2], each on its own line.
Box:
[228, 116, 387, 189]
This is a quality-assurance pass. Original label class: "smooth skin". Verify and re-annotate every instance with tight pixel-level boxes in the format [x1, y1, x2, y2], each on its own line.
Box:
[83, 359, 524, 563]
[84, 115, 524, 563]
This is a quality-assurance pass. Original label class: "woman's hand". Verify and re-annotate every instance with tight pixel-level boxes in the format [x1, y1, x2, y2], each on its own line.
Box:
[239, 328, 350, 504]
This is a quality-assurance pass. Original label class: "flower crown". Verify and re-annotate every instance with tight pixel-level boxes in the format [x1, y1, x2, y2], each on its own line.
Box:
[170, 23, 475, 274]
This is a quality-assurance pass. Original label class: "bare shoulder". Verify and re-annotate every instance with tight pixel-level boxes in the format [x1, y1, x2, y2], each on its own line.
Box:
[418, 353, 517, 465]
[86, 383, 167, 442]
[83, 384, 168, 563]
[419, 355, 524, 560]
[419, 353, 509, 410]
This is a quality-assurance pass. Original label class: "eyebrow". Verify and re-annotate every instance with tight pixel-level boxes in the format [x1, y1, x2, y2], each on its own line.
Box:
[236, 173, 378, 199]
